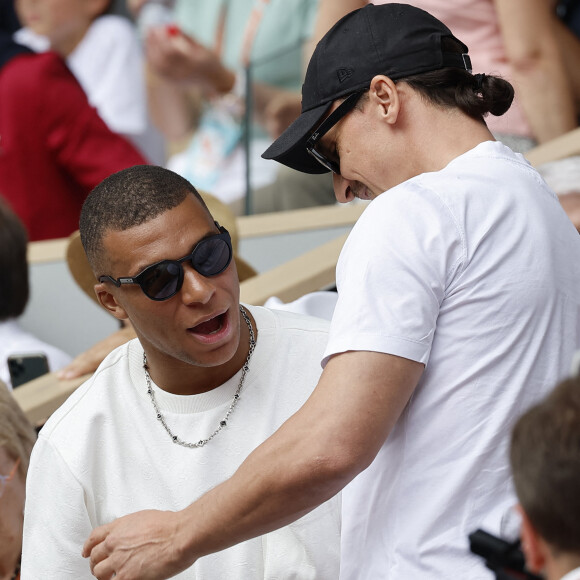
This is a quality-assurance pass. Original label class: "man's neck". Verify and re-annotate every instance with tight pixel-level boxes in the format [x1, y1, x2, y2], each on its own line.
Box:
[397, 89, 496, 182]
[545, 552, 580, 580]
[141, 309, 256, 396]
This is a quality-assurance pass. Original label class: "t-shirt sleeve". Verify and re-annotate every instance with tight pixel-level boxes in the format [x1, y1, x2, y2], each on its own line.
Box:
[323, 184, 465, 367]
[40, 53, 147, 190]
[22, 436, 94, 579]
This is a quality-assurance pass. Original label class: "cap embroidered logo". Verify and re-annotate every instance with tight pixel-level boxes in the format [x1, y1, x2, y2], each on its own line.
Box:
[337, 68, 353, 83]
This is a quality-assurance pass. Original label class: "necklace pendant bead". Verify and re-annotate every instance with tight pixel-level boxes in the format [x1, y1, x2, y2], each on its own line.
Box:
[220, 420, 227, 427]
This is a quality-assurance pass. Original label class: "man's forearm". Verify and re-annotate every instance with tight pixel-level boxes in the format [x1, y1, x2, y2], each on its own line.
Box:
[496, 0, 577, 143]
[175, 408, 355, 562]
[174, 351, 423, 562]
[509, 48, 577, 143]
[85, 352, 423, 579]
[552, 17, 580, 113]
[146, 68, 199, 142]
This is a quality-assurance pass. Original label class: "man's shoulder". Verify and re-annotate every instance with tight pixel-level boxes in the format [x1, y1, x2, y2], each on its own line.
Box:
[39, 340, 136, 440]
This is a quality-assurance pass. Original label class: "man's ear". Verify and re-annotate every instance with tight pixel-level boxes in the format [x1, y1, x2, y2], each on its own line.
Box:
[95, 283, 129, 322]
[517, 505, 547, 574]
[368, 74, 400, 124]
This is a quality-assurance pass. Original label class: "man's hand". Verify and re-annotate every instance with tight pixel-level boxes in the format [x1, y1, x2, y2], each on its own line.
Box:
[83, 510, 194, 580]
[146, 26, 234, 96]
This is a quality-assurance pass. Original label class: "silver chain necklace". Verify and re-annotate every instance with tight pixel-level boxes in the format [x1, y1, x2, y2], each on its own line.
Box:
[143, 304, 256, 448]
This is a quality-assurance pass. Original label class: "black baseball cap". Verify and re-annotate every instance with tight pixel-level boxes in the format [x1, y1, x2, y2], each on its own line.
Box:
[262, 3, 472, 174]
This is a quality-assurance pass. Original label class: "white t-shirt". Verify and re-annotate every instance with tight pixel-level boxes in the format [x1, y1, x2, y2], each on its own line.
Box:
[0, 319, 71, 389]
[324, 141, 580, 579]
[22, 306, 340, 579]
[562, 567, 580, 580]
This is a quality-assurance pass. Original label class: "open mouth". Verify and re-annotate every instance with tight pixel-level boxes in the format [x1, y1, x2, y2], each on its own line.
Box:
[189, 312, 227, 336]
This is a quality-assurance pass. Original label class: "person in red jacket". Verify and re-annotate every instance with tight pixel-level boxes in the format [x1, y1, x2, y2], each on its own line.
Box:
[0, 6, 148, 241]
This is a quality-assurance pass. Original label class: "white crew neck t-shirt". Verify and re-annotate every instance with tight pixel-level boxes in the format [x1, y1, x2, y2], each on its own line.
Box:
[325, 140, 580, 579]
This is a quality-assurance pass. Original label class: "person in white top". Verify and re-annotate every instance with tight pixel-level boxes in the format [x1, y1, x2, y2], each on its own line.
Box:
[14, 0, 165, 164]
[0, 198, 71, 390]
[83, 5, 580, 580]
[510, 374, 580, 580]
[21, 165, 340, 579]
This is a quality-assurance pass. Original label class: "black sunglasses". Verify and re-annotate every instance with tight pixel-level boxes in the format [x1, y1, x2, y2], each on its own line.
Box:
[99, 223, 233, 301]
[305, 90, 366, 174]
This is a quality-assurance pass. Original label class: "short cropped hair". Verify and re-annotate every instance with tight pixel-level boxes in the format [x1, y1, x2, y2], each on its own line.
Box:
[0, 197, 29, 321]
[510, 374, 580, 554]
[0, 381, 37, 480]
[80, 165, 209, 272]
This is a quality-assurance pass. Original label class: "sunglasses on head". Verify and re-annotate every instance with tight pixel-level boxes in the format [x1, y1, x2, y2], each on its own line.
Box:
[99, 222, 233, 301]
[306, 89, 367, 174]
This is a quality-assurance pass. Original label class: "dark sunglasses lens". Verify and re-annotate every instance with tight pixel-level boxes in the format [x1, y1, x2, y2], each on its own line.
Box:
[308, 147, 339, 174]
[141, 261, 181, 300]
[192, 237, 232, 276]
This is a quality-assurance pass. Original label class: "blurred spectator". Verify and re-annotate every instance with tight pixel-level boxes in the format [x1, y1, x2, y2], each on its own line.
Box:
[0, 380, 37, 580]
[510, 373, 580, 580]
[373, 0, 577, 150]
[536, 157, 580, 231]
[554, 0, 580, 109]
[0, 198, 72, 389]
[0, 0, 20, 34]
[252, 0, 367, 213]
[134, 0, 324, 214]
[14, 0, 165, 164]
[0, 6, 148, 241]
[558, 0, 580, 33]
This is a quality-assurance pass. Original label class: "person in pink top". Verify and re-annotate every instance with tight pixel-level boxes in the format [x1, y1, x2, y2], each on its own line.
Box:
[372, 0, 578, 151]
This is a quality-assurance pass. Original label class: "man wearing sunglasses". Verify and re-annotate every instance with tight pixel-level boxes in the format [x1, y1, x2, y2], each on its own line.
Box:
[83, 4, 580, 580]
[21, 165, 340, 579]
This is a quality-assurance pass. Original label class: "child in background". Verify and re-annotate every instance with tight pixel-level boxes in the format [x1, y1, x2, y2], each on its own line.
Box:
[14, 0, 165, 164]
[510, 374, 580, 580]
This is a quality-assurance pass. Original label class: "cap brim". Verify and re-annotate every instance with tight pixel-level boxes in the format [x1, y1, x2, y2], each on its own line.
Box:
[262, 102, 332, 174]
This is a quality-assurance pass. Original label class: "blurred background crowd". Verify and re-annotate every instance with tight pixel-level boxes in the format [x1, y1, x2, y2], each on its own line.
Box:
[1, 0, 580, 578]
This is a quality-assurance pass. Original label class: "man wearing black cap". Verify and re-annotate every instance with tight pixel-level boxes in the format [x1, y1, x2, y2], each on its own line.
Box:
[84, 4, 580, 579]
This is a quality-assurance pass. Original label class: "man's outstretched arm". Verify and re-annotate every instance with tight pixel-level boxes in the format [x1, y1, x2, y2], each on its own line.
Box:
[84, 350, 424, 580]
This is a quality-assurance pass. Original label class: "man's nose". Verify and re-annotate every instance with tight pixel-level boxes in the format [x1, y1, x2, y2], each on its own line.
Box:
[180, 264, 215, 305]
[333, 174, 356, 204]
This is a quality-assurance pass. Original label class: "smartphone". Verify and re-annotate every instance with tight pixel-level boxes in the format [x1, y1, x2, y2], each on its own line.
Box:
[7, 353, 50, 388]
